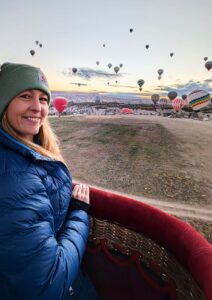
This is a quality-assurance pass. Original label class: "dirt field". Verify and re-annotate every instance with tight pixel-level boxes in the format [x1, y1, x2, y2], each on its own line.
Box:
[49, 115, 212, 241]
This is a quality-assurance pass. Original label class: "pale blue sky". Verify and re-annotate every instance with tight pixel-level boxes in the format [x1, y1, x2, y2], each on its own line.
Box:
[0, 0, 212, 96]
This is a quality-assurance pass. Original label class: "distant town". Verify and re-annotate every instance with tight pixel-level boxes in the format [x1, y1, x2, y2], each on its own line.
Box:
[50, 91, 212, 120]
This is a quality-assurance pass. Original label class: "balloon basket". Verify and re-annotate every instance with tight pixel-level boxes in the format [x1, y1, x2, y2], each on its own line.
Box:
[82, 186, 212, 300]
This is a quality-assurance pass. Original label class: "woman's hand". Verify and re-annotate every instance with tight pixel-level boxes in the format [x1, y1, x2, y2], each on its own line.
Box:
[72, 184, 90, 205]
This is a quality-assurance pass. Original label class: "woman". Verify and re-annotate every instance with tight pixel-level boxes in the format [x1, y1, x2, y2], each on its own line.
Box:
[0, 63, 97, 300]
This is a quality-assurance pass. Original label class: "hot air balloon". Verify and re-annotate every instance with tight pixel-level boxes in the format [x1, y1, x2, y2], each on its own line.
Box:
[158, 75, 162, 80]
[187, 90, 210, 111]
[151, 94, 160, 105]
[107, 82, 110, 86]
[121, 107, 133, 114]
[114, 66, 120, 74]
[39, 44, 42, 48]
[168, 91, 177, 101]
[115, 80, 118, 84]
[157, 69, 164, 76]
[204, 57, 208, 62]
[53, 97, 68, 114]
[108, 63, 112, 69]
[30, 50, 35, 56]
[145, 45, 149, 49]
[119, 64, 123, 68]
[171, 98, 186, 111]
[103, 44, 105, 47]
[78, 83, 81, 87]
[205, 61, 212, 71]
[96, 61, 100, 66]
[137, 79, 145, 91]
[129, 28, 133, 33]
[72, 68, 77, 74]
[182, 94, 187, 100]
[158, 98, 170, 108]
[35, 40, 39, 45]
[170, 53, 174, 57]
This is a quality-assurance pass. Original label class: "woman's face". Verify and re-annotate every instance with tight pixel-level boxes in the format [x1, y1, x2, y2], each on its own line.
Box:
[6, 89, 49, 141]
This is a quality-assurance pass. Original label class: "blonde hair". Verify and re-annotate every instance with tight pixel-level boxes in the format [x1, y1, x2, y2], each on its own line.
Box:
[1, 113, 65, 163]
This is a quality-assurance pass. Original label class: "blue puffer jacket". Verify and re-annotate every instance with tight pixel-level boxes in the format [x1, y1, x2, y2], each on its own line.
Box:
[0, 128, 89, 300]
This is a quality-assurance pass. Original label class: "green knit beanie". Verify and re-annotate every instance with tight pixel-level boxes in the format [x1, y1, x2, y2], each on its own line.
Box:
[0, 62, 51, 118]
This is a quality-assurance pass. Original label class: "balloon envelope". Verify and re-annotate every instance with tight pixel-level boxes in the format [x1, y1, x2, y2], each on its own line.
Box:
[157, 69, 164, 75]
[158, 98, 170, 107]
[121, 108, 133, 114]
[53, 97, 68, 113]
[72, 68, 77, 74]
[205, 61, 212, 71]
[168, 91, 177, 101]
[108, 63, 112, 69]
[151, 94, 160, 104]
[30, 50, 35, 56]
[172, 98, 186, 111]
[187, 90, 210, 111]
[182, 94, 187, 100]
[137, 79, 145, 87]
[114, 66, 120, 73]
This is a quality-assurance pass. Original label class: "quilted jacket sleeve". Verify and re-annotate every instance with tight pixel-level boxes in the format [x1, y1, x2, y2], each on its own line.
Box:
[0, 170, 89, 300]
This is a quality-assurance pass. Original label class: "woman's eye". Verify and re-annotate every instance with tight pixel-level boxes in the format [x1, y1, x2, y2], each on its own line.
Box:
[40, 97, 48, 102]
[20, 94, 31, 99]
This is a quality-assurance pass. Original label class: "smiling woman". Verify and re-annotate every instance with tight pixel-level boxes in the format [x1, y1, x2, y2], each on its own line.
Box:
[6, 89, 49, 141]
[0, 62, 98, 300]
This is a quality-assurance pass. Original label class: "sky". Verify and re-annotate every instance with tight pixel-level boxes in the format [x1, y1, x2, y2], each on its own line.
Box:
[1, 0, 212, 98]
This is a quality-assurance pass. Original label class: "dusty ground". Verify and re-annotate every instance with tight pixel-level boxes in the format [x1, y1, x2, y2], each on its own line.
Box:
[49, 115, 212, 241]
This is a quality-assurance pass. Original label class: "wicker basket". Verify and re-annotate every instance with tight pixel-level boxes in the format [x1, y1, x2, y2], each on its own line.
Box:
[82, 185, 212, 300]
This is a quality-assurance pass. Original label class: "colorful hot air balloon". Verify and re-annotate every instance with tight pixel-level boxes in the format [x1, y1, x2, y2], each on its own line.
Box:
[129, 28, 133, 33]
[72, 68, 77, 74]
[114, 66, 120, 74]
[187, 90, 210, 111]
[53, 97, 68, 114]
[170, 53, 174, 57]
[157, 69, 164, 76]
[151, 94, 160, 105]
[145, 45, 149, 49]
[205, 61, 212, 71]
[39, 44, 42, 48]
[108, 63, 112, 69]
[204, 57, 208, 61]
[171, 98, 186, 111]
[137, 79, 145, 91]
[168, 91, 178, 101]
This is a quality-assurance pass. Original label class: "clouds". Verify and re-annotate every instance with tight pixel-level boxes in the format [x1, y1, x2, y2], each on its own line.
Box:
[155, 79, 212, 95]
[62, 67, 122, 80]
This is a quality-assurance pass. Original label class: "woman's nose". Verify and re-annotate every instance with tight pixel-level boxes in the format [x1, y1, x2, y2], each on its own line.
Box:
[30, 97, 41, 111]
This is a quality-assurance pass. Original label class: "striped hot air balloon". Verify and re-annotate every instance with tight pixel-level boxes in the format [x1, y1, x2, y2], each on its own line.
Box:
[187, 90, 210, 111]
[172, 97, 186, 111]
[158, 97, 170, 108]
